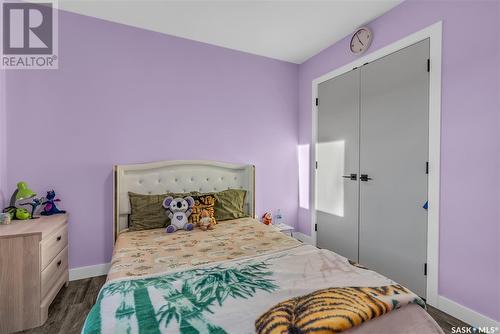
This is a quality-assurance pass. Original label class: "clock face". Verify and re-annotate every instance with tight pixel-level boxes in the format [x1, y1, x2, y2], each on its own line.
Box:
[350, 27, 372, 54]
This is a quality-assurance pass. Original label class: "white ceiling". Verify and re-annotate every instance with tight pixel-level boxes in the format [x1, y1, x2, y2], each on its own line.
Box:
[59, 0, 403, 64]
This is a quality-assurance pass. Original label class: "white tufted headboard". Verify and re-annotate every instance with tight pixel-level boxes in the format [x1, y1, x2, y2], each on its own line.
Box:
[113, 160, 255, 241]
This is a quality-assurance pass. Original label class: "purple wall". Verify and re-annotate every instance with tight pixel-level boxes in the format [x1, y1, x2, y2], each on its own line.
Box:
[3, 0, 499, 323]
[4, 11, 299, 268]
[297, 0, 499, 322]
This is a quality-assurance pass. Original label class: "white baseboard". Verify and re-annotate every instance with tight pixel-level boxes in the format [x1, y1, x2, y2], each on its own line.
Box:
[438, 296, 499, 328]
[69, 263, 110, 281]
[294, 232, 314, 245]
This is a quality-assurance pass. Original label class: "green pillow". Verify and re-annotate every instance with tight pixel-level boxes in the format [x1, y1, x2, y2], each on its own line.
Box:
[128, 191, 199, 231]
[128, 189, 247, 229]
[213, 189, 248, 221]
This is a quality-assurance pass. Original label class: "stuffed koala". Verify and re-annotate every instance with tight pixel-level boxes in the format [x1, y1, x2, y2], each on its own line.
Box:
[162, 196, 195, 233]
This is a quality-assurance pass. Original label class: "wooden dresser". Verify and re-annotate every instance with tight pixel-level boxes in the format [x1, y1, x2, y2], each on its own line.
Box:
[0, 214, 69, 333]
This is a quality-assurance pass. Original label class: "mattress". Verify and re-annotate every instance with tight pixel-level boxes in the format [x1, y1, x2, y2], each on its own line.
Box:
[84, 218, 443, 334]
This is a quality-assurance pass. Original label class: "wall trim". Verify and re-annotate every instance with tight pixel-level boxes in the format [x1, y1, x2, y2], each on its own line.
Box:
[294, 232, 314, 245]
[310, 21, 442, 307]
[69, 263, 110, 281]
[438, 296, 500, 328]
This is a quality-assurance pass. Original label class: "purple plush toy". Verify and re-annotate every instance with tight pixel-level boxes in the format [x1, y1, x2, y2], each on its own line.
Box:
[162, 196, 194, 233]
[41, 190, 66, 216]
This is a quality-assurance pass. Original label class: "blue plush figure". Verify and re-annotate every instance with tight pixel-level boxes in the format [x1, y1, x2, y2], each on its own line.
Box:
[41, 190, 66, 215]
[21, 197, 43, 217]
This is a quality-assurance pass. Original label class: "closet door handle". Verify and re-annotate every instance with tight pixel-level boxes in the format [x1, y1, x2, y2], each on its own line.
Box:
[342, 174, 357, 181]
[360, 174, 372, 182]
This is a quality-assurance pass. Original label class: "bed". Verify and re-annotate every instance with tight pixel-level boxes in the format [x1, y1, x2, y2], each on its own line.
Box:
[82, 160, 443, 334]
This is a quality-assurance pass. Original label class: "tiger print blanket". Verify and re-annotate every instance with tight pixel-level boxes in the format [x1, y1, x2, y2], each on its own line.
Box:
[256, 284, 424, 334]
[82, 245, 429, 334]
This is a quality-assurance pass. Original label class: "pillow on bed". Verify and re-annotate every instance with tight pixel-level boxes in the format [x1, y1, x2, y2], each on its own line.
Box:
[128, 192, 168, 231]
[213, 189, 248, 221]
[128, 189, 246, 230]
[128, 191, 200, 231]
[189, 194, 217, 226]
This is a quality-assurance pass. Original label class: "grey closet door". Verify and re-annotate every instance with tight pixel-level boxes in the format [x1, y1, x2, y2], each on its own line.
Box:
[316, 69, 359, 261]
[359, 39, 429, 297]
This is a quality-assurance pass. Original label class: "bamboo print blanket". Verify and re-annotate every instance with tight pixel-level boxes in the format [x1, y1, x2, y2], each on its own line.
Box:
[82, 245, 425, 334]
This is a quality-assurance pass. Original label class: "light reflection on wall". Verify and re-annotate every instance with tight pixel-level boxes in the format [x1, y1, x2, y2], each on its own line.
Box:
[316, 140, 345, 217]
[297, 144, 310, 209]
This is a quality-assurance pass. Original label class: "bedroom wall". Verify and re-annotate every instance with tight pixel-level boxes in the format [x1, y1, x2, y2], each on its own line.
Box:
[4, 11, 299, 268]
[297, 0, 500, 323]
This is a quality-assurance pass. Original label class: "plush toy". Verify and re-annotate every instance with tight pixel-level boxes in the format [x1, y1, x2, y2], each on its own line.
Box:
[198, 209, 214, 231]
[2, 206, 17, 220]
[15, 207, 31, 220]
[21, 197, 43, 217]
[262, 212, 273, 225]
[163, 196, 195, 233]
[41, 190, 66, 216]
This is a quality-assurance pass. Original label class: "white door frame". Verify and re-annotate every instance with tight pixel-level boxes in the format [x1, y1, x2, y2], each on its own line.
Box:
[311, 21, 442, 306]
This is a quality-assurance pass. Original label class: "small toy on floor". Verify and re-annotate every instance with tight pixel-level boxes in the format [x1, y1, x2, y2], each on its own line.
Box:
[163, 196, 195, 233]
[41, 190, 66, 216]
[198, 209, 215, 231]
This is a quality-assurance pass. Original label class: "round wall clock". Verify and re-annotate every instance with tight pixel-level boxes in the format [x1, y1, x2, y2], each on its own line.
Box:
[350, 27, 372, 54]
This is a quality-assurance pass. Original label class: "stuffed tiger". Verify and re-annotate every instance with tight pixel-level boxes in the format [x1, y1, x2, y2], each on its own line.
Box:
[255, 284, 424, 334]
[188, 194, 217, 226]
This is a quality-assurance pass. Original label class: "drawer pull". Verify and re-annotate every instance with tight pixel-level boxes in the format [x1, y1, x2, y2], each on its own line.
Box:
[57, 236, 62, 241]
[57, 260, 62, 267]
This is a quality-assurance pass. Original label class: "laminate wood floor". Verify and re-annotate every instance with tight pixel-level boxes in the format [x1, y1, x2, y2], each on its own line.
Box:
[21, 275, 470, 334]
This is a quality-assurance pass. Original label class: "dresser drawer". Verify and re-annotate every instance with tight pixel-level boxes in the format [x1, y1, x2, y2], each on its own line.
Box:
[40, 224, 68, 270]
[41, 246, 68, 299]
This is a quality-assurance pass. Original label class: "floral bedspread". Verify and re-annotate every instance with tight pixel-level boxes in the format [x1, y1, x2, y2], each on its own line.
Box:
[107, 217, 301, 282]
